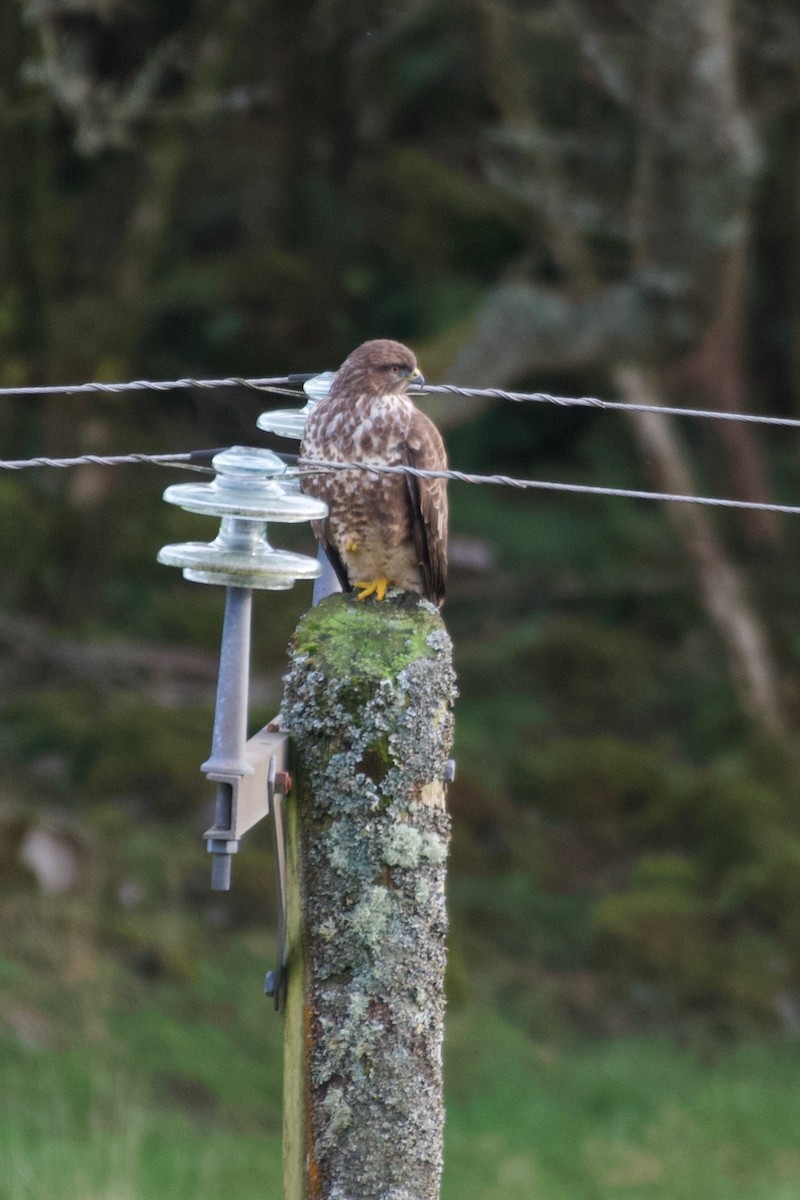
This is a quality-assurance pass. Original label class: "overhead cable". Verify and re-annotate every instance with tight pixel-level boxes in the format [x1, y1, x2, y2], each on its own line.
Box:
[295, 457, 800, 518]
[421, 384, 800, 430]
[3, 446, 797, 516]
[1, 372, 799, 432]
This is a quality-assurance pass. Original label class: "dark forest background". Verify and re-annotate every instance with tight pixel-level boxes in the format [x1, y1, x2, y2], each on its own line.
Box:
[4, 2, 800, 1196]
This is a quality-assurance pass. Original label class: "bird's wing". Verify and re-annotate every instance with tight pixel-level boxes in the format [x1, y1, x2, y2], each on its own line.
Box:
[403, 409, 448, 606]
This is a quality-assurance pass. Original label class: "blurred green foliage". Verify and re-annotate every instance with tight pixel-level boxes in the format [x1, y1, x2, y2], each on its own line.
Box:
[1, 10, 800, 1181]
[3, 885, 800, 1200]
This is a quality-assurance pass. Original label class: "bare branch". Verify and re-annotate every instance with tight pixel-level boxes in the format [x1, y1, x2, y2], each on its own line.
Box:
[0, 611, 279, 706]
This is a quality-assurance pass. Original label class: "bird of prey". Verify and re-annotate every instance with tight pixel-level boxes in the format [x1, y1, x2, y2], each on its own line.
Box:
[300, 339, 448, 607]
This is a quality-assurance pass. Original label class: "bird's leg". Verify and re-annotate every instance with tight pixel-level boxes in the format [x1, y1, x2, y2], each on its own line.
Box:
[346, 538, 390, 599]
[355, 578, 390, 602]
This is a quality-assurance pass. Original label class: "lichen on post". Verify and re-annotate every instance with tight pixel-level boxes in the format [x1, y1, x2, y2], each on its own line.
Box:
[281, 591, 456, 1200]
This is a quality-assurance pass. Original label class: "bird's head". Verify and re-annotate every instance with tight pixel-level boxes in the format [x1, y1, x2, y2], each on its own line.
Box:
[330, 339, 424, 399]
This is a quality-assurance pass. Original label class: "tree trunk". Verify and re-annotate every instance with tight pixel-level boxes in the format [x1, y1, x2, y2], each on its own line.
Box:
[676, 232, 779, 546]
[617, 362, 792, 751]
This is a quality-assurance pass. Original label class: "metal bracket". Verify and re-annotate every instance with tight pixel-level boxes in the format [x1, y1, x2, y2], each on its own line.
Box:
[203, 721, 290, 891]
[203, 720, 292, 1013]
[264, 754, 290, 1013]
[203, 725, 290, 846]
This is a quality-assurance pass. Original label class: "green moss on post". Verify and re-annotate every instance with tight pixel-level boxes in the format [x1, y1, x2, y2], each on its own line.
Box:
[282, 592, 456, 1200]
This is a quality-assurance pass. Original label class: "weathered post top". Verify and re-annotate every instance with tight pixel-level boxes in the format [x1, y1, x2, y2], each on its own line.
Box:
[282, 591, 456, 1200]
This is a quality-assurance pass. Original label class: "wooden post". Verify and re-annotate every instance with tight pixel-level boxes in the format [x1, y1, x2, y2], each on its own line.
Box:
[281, 592, 456, 1200]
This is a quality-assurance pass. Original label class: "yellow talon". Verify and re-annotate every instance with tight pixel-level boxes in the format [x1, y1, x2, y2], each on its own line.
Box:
[355, 577, 390, 602]
[345, 538, 360, 553]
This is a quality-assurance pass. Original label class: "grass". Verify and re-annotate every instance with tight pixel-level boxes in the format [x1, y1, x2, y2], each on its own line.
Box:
[1, 816, 798, 1200]
[2, 1085, 280, 1200]
[444, 1010, 800, 1199]
[3, 945, 800, 1200]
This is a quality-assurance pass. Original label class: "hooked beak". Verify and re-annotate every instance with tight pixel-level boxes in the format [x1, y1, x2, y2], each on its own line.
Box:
[408, 366, 425, 388]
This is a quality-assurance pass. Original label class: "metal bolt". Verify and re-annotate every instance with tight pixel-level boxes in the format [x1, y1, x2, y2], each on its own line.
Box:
[274, 770, 293, 795]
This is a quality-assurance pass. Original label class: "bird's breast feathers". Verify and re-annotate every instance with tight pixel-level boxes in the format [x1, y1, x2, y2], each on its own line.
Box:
[304, 392, 414, 464]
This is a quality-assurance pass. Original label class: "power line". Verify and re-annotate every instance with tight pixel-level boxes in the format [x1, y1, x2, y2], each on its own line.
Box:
[0, 449, 219, 471]
[422, 383, 800, 430]
[0, 376, 297, 399]
[296, 458, 800, 517]
[2, 371, 800, 432]
[2, 445, 798, 517]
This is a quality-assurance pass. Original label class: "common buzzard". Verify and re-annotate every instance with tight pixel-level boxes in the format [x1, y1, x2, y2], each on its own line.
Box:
[300, 339, 448, 607]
